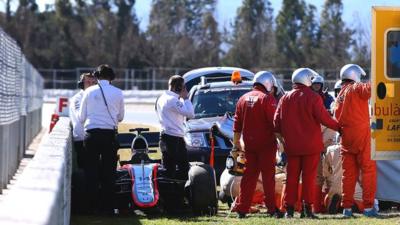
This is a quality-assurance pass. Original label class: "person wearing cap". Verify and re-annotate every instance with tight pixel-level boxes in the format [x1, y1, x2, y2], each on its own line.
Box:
[273, 68, 340, 219]
[69, 73, 97, 170]
[156, 75, 194, 180]
[333, 80, 342, 98]
[79, 64, 125, 215]
[333, 64, 378, 218]
[311, 75, 335, 111]
[232, 71, 283, 219]
[310, 74, 336, 213]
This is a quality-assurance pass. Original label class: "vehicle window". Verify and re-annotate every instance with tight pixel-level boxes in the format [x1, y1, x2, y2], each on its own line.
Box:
[387, 30, 400, 78]
[192, 88, 250, 118]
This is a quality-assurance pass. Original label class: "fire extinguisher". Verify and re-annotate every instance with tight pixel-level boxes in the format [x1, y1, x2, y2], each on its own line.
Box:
[49, 113, 59, 133]
[209, 125, 220, 168]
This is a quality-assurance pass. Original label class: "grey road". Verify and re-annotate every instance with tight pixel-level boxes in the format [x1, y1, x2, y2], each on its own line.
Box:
[42, 102, 160, 129]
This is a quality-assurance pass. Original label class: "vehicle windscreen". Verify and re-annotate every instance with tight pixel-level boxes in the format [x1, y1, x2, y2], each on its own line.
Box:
[191, 87, 250, 118]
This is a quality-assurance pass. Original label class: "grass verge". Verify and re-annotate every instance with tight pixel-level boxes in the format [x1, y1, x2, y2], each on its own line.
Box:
[71, 123, 400, 225]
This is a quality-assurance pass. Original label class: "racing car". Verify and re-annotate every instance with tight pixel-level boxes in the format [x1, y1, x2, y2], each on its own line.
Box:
[114, 128, 218, 215]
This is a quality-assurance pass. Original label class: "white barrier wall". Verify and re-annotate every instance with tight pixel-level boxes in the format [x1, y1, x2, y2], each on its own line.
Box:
[0, 117, 72, 225]
[43, 89, 164, 103]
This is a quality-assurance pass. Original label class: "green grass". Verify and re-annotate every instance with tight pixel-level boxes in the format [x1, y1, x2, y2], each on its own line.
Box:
[71, 123, 400, 225]
[71, 206, 400, 225]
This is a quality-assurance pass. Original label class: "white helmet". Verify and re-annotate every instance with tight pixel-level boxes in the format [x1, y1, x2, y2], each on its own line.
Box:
[253, 71, 275, 92]
[334, 80, 342, 90]
[292, 68, 318, 87]
[311, 75, 324, 85]
[340, 64, 366, 83]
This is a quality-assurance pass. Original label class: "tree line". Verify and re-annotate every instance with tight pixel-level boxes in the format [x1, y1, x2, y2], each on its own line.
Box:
[0, 0, 370, 71]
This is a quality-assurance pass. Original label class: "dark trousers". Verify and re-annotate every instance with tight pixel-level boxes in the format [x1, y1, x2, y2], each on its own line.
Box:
[160, 133, 189, 180]
[73, 141, 86, 169]
[84, 128, 118, 213]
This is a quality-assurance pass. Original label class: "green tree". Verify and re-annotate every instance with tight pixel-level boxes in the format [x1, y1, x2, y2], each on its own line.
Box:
[314, 0, 353, 69]
[147, 0, 219, 68]
[351, 18, 370, 68]
[275, 0, 306, 67]
[197, 11, 220, 65]
[223, 0, 275, 69]
[298, 3, 319, 67]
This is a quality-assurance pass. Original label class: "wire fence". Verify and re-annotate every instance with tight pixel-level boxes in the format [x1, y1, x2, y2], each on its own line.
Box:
[40, 67, 370, 91]
[0, 28, 44, 193]
[39, 67, 189, 90]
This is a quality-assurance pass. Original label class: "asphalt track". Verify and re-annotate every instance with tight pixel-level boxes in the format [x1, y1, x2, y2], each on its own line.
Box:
[42, 102, 160, 129]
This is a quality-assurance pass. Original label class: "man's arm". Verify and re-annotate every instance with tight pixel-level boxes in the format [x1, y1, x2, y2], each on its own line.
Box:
[233, 98, 243, 151]
[117, 92, 125, 122]
[313, 95, 340, 132]
[355, 82, 371, 100]
[78, 92, 88, 124]
[172, 98, 195, 119]
[69, 95, 81, 125]
[273, 97, 283, 134]
[232, 132, 242, 152]
[264, 95, 277, 126]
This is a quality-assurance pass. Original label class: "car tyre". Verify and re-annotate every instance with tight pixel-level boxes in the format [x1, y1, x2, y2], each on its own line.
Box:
[187, 162, 218, 216]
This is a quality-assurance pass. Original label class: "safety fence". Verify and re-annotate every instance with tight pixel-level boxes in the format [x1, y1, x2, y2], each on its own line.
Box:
[0, 117, 72, 225]
[0, 28, 44, 194]
[39, 67, 189, 90]
[40, 67, 370, 91]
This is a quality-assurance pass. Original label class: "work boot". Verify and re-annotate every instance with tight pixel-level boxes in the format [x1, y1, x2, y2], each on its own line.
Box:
[300, 202, 318, 219]
[267, 207, 284, 219]
[237, 212, 246, 219]
[328, 194, 341, 214]
[343, 208, 353, 218]
[284, 206, 294, 218]
[363, 208, 380, 218]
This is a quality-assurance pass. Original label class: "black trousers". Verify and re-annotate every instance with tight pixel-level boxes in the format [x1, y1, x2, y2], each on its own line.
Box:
[160, 133, 189, 180]
[73, 141, 86, 169]
[83, 128, 118, 213]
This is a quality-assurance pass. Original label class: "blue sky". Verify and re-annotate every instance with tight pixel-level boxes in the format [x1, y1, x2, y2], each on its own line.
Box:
[6, 0, 400, 30]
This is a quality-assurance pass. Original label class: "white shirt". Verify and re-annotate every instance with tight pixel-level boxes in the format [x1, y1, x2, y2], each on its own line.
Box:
[69, 90, 84, 141]
[156, 90, 195, 137]
[79, 80, 125, 130]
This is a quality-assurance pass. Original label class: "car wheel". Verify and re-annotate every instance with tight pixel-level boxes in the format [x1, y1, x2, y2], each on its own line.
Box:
[187, 162, 218, 216]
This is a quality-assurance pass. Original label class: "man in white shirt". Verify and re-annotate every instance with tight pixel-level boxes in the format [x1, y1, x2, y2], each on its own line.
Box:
[69, 73, 96, 169]
[79, 64, 125, 215]
[156, 75, 194, 180]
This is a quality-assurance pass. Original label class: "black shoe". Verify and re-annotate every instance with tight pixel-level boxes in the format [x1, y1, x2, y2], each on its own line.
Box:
[268, 208, 284, 219]
[301, 202, 318, 219]
[237, 212, 246, 219]
[285, 206, 294, 218]
[328, 194, 341, 214]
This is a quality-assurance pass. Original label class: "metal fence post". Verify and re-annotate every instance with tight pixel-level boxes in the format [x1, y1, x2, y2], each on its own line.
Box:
[124, 69, 128, 90]
[152, 69, 156, 90]
[53, 69, 56, 89]
[76, 68, 80, 89]
[131, 69, 135, 90]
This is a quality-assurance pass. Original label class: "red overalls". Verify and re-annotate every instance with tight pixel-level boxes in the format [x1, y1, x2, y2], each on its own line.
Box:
[334, 82, 376, 209]
[233, 86, 278, 214]
[274, 84, 340, 209]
